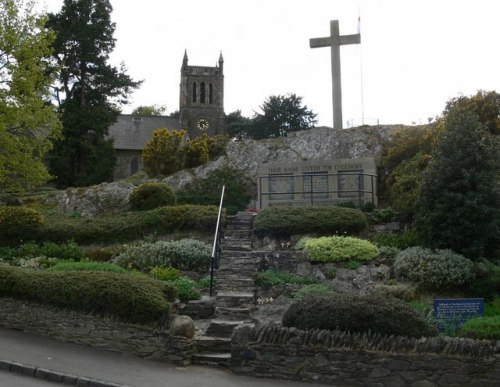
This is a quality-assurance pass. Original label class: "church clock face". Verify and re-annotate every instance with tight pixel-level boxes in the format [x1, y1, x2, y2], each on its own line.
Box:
[197, 118, 209, 130]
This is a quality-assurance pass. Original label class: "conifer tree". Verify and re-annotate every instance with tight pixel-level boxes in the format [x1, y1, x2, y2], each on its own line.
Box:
[47, 0, 141, 187]
[414, 108, 499, 258]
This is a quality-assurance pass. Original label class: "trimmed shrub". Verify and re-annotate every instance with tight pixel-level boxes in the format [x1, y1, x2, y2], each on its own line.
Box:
[129, 183, 176, 211]
[294, 284, 333, 301]
[35, 205, 221, 244]
[0, 207, 44, 245]
[282, 293, 437, 338]
[303, 236, 379, 263]
[7, 241, 86, 261]
[114, 238, 211, 272]
[253, 270, 315, 287]
[0, 264, 172, 324]
[169, 277, 201, 302]
[46, 262, 128, 273]
[459, 315, 500, 340]
[176, 166, 255, 215]
[254, 206, 367, 237]
[394, 247, 474, 290]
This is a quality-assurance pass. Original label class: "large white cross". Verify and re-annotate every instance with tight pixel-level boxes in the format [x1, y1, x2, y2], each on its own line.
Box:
[310, 20, 361, 129]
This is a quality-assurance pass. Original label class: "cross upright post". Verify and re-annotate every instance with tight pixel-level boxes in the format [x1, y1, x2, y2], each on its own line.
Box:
[310, 20, 361, 129]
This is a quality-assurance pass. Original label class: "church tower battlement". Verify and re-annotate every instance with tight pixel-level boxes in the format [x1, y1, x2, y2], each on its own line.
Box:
[179, 51, 225, 137]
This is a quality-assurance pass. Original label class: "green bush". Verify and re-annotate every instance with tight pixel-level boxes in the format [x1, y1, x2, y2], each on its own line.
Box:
[459, 315, 500, 340]
[303, 236, 379, 263]
[114, 238, 211, 272]
[282, 293, 437, 338]
[0, 207, 44, 246]
[253, 269, 315, 287]
[150, 266, 182, 281]
[254, 206, 367, 237]
[372, 207, 398, 223]
[35, 205, 221, 244]
[85, 245, 125, 262]
[182, 135, 209, 168]
[169, 277, 201, 302]
[129, 182, 176, 211]
[0, 263, 172, 324]
[372, 230, 419, 249]
[294, 284, 333, 301]
[8, 241, 86, 261]
[46, 261, 127, 273]
[394, 247, 474, 290]
[176, 166, 255, 215]
[465, 259, 500, 301]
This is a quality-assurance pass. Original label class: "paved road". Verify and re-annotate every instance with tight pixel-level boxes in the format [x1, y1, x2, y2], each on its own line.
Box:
[0, 370, 61, 386]
[0, 328, 317, 387]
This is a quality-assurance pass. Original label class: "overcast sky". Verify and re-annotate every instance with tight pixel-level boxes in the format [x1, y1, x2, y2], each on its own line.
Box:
[40, 0, 500, 128]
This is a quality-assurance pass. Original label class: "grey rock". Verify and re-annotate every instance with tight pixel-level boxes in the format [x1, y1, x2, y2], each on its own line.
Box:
[169, 315, 195, 338]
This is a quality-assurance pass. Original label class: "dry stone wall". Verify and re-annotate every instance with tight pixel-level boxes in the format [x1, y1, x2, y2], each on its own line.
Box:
[231, 324, 500, 386]
[0, 298, 194, 365]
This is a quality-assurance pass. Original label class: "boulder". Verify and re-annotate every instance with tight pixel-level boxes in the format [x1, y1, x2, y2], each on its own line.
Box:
[169, 315, 195, 338]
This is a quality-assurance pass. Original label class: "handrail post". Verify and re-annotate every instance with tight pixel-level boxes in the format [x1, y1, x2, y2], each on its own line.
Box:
[210, 185, 225, 298]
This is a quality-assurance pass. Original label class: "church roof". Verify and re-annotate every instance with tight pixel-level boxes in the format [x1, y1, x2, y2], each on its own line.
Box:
[109, 114, 182, 150]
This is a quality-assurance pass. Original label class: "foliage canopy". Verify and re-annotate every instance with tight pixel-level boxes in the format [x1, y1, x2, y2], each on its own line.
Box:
[46, 0, 141, 187]
[0, 0, 62, 192]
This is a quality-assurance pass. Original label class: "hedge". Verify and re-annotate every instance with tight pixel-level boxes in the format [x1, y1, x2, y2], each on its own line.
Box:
[253, 206, 367, 237]
[0, 263, 173, 324]
[282, 293, 437, 338]
[0, 206, 44, 246]
[33, 205, 224, 244]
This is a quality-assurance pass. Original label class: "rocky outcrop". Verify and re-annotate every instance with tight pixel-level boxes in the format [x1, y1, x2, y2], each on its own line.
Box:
[44, 181, 135, 218]
[163, 125, 398, 189]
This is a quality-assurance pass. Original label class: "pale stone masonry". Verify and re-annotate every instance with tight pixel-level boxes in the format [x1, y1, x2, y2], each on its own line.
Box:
[257, 157, 377, 208]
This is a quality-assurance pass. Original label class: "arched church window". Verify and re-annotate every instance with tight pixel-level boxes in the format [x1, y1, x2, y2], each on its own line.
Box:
[200, 82, 206, 104]
[209, 83, 214, 104]
[192, 82, 197, 103]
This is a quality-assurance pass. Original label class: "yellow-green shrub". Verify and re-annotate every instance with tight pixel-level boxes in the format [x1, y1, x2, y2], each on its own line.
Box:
[183, 134, 209, 168]
[0, 206, 44, 246]
[304, 236, 379, 262]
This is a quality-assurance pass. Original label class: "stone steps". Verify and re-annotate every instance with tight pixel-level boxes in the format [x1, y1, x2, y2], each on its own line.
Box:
[215, 306, 255, 320]
[195, 336, 231, 353]
[193, 212, 256, 364]
[192, 353, 231, 368]
[206, 319, 248, 338]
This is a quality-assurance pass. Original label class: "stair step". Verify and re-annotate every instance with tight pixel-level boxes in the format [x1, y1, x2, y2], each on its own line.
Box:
[223, 230, 253, 238]
[221, 243, 253, 251]
[195, 336, 231, 353]
[206, 319, 247, 337]
[215, 291, 255, 307]
[192, 353, 231, 368]
[218, 257, 257, 265]
[215, 306, 254, 319]
[220, 251, 256, 258]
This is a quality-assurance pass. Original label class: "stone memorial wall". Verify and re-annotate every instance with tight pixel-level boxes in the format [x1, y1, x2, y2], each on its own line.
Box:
[257, 157, 377, 209]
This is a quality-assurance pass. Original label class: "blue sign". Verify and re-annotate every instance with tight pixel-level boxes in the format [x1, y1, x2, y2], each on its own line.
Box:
[433, 298, 484, 331]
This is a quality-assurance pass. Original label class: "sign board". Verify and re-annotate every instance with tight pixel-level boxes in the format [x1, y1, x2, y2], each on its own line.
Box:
[433, 298, 484, 332]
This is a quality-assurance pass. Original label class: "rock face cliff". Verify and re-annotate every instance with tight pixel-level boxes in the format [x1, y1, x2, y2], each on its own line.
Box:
[46, 125, 400, 217]
[163, 125, 398, 189]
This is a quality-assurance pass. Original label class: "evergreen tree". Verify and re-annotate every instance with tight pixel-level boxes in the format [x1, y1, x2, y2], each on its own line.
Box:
[46, 0, 141, 187]
[250, 94, 317, 139]
[414, 108, 500, 258]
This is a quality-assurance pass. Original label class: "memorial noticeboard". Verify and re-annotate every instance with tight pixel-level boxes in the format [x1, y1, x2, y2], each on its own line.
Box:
[433, 298, 484, 331]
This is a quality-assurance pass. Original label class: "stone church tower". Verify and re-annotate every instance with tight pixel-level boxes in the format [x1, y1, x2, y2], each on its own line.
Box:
[179, 50, 225, 137]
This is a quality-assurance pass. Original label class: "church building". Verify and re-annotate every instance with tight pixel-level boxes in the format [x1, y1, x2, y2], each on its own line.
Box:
[109, 52, 226, 180]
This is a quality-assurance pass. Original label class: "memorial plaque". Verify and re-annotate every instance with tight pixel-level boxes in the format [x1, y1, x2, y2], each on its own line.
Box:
[269, 175, 294, 201]
[433, 298, 484, 331]
[257, 158, 377, 209]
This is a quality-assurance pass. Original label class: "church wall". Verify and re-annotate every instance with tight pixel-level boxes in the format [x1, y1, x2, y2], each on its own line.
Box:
[114, 149, 143, 180]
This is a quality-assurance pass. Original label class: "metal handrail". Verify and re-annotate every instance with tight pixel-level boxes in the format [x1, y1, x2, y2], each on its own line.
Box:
[209, 185, 225, 297]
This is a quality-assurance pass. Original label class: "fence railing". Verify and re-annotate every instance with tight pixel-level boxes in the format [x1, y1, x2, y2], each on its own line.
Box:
[258, 172, 377, 209]
[209, 185, 225, 297]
